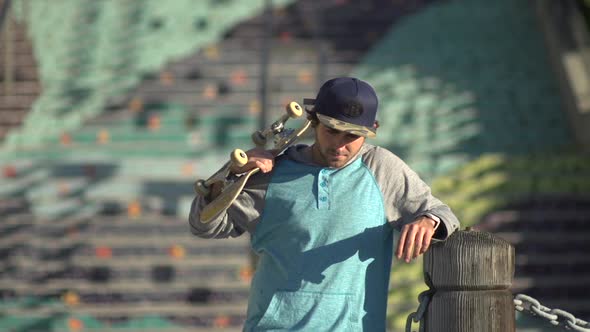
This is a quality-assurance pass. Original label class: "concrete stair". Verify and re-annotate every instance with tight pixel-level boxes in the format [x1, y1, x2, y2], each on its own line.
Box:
[0, 13, 39, 142]
[477, 195, 590, 321]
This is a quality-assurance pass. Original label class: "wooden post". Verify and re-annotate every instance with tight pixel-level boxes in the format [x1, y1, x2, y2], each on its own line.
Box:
[423, 228, 515, 332]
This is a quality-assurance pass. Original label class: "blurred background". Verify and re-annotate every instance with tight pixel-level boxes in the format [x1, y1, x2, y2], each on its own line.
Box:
[1, 0, 589, 331]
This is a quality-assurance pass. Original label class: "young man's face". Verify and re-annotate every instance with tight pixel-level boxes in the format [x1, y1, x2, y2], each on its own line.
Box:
[312, 123, 365, 168]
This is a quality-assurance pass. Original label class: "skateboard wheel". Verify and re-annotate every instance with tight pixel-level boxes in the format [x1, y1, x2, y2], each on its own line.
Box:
[231, 149, 248, 168]
[194, 179, 210, 196]
[286, 101, 303, 118]
[252, 131, 267, 147]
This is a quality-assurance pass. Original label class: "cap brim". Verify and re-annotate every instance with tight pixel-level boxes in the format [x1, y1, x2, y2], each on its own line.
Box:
[316, 114, 376, 138]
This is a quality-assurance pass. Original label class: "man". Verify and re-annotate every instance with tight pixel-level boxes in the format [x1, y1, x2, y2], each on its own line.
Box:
[189, 77, 460, 331]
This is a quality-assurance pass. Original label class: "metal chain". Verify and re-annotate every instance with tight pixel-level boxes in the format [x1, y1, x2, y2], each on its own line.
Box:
[405, 292, 589, 331]
[514, 294, 590, 332]
[405, 289, 434, 332]
[404, 292, 589, 332]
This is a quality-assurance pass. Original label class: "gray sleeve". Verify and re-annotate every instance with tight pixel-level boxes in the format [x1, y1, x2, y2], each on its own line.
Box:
[362, 145, 460, 239]
[188, 172, 270, 239]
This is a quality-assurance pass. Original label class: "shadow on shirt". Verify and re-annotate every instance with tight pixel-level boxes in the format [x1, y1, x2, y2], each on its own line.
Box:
[284, 223, 395, 330]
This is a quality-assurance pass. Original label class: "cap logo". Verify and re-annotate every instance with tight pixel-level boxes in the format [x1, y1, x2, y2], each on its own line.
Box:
[342, 100, 364, 118]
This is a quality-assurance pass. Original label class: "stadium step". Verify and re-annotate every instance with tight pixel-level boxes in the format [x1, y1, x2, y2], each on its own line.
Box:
[478, 196, 590, 320]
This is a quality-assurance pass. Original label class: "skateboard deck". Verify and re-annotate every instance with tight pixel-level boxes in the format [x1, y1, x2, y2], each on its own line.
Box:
[199, 167, 259, 223]
[198, 102, 311, 223]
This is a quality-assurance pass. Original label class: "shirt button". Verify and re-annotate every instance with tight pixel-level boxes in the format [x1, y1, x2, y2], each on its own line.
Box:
[321, 182, 327, 187]
[320, 197, 328, 202]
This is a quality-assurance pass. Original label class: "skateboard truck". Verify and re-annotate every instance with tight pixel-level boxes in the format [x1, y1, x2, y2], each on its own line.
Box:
[251, 101, 303, 148]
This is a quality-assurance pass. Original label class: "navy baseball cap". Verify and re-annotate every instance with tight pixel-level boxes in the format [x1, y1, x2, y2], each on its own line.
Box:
[304, 77, 378, 138]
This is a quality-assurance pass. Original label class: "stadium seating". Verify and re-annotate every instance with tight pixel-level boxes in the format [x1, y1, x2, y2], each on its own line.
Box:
[1, 0, 295, 152]
[0, 13, 38, 142]
[478, 195, 590, 324]
[2, 0, 589, 330]
[352, 0, 572, 182]
[1, 1, 296, 330]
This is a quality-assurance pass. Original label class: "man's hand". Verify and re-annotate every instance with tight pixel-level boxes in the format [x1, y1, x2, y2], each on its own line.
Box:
[230, 148, 276, 174]
[207, 148, 276, 202]
[395, 216, 437, 263]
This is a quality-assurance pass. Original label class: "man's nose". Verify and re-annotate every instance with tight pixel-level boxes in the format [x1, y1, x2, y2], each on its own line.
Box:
[334, 139, 348, 150]
[336, 134, 354, 147]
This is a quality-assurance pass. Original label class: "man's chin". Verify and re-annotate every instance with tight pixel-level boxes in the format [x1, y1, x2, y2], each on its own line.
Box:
[327, 158, 347, 168]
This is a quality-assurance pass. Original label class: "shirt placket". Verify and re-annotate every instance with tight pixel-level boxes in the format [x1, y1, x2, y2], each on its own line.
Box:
[317, 168, 333, 210]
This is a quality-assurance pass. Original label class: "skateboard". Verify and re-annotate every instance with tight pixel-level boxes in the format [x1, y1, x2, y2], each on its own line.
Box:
[195, 101, 312, 223]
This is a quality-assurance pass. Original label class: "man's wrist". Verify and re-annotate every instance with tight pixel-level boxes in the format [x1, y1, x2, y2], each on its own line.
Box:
[422, 214, 440, 231]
